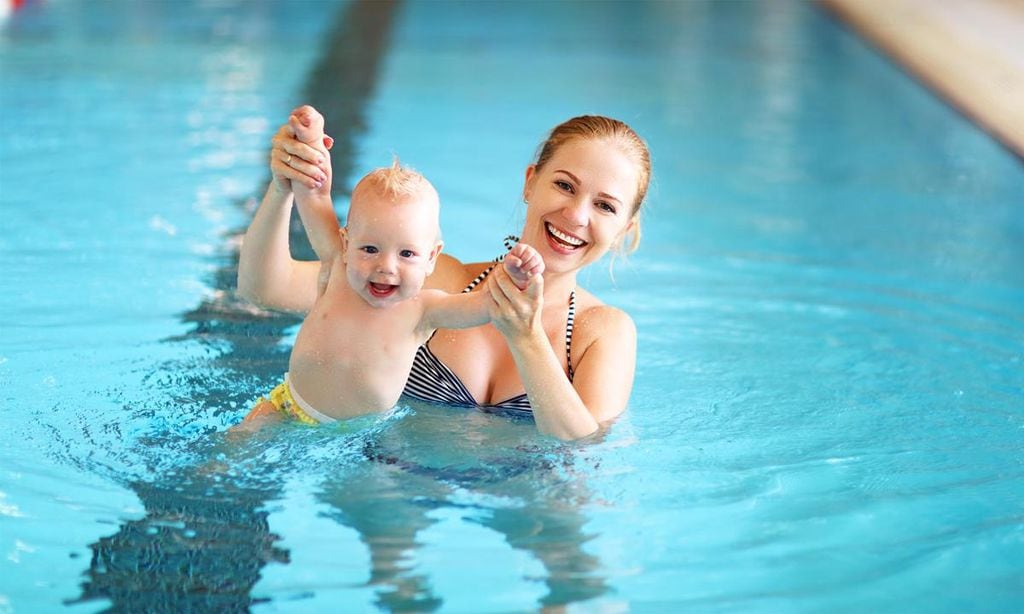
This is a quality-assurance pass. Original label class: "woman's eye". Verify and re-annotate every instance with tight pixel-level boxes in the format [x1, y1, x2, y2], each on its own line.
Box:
[597, 202, 617, 214]
[400, 250, 416, 258]
[555, 180, 574, 193]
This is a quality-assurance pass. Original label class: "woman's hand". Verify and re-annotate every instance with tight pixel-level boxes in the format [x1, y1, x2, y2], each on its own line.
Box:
[487, 265, 544, 341]
[269, 106, 335, 193]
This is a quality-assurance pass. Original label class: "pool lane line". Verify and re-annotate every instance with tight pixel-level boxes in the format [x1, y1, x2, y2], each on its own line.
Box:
[301, 0, 403, 203]
[175, 0, 403, 376]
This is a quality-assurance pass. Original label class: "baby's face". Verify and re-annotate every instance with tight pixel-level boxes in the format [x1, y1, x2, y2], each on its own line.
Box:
[343, 194, 441, 309]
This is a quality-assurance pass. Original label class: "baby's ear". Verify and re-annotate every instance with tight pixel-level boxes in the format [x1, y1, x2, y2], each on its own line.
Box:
[425, 241, 444, 274]
[339, 227, 349, 260]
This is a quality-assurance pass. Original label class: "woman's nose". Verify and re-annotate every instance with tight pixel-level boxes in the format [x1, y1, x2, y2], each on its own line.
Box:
[562, 197, 588, 227]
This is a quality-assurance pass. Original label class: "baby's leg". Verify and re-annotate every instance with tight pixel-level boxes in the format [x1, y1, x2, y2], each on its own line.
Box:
[228, 399, 284, 436]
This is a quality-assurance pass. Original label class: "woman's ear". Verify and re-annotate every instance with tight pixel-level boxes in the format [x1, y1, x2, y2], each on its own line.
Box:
[614, 216, 638, 253]
[522, 164, 537, 202]
[623, 216, 637, 237]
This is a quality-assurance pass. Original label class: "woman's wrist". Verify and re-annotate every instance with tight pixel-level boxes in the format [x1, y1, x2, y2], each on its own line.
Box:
[269, 178, 292, 200]
[505, 323, 549, 360]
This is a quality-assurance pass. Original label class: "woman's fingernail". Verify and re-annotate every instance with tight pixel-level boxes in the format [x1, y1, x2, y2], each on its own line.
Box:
[315, 181, 323, 189]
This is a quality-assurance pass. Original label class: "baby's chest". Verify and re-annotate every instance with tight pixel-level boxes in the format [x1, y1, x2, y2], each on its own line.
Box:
[300, 306, 419, 362]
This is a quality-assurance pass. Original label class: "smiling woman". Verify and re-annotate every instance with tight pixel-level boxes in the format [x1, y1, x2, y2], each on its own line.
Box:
[239, 112, 653, 440]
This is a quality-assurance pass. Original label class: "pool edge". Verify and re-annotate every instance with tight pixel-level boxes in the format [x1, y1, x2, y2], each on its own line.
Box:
[819, 0, 1024, 161]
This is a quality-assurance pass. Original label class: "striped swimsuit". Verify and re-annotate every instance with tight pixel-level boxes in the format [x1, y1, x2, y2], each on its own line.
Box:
[403, 238, 576, 417]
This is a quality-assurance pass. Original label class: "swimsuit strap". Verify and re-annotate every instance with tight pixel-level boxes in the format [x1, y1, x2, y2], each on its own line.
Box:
[462, 264, 496, 293]
[566, 290, 576, 382]
[461, 235, 520, 293]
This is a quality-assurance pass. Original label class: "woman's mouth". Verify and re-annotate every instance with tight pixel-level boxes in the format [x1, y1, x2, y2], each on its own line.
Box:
[368, 282, 398, 298]
[545, 222, 587, 253]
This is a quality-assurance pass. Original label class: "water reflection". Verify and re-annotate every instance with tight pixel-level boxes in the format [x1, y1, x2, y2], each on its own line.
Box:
[67, 0, 401, 607]
[70, 474, 287, 611]
[317, 412, 609, 610]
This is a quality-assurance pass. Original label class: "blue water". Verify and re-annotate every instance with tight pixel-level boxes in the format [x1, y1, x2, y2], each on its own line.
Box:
[2, 1, 1023, 611]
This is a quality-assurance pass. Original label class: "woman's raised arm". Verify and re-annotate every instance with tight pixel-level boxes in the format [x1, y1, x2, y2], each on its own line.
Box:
[237, 115, 333, 313]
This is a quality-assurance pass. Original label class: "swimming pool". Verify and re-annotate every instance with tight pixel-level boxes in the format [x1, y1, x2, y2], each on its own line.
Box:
[2, 0, 1022, 611]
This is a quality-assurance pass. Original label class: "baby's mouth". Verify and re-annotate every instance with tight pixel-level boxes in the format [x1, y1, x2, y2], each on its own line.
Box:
[368, 282, 398, 298]
[546, 222, 587, 250]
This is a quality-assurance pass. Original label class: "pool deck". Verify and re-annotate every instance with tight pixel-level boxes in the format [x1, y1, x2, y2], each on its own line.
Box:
[821, 0, 1024, 159]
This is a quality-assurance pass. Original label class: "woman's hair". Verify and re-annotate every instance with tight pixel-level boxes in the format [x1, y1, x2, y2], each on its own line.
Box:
[534, 115, 651, 254]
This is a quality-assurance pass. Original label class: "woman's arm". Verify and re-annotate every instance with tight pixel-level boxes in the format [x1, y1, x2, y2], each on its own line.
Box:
[488, 269, 636, 440]
[236, 115, 333, 313]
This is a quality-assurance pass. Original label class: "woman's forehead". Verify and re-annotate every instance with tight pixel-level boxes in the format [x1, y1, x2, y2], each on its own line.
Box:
[546, 139, 639, 195]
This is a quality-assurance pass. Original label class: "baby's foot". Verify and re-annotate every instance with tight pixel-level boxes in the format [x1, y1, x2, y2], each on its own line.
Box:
[504, 243, 545, 290]
[289, 105, 326, 145]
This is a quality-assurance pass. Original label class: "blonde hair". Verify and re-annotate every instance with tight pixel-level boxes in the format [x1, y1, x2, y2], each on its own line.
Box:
[353, 156, 435, 202]
[347, 157, 441, 240]
[534, 115, 651, 254]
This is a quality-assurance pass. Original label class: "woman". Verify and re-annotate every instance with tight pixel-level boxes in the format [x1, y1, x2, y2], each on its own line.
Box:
[238, 106, 651, 440]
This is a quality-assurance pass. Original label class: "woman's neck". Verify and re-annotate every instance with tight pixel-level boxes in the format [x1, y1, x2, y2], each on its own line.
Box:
[541, 269, 578, 305]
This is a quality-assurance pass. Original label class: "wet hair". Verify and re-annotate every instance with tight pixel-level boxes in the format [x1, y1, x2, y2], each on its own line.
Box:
[534, 115, 651, 254]
[354, 156, 436, 203]
[349, 157, 441, 239]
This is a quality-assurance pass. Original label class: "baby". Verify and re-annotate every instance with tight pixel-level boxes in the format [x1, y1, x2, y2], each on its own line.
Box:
[239, 110, 543, 429]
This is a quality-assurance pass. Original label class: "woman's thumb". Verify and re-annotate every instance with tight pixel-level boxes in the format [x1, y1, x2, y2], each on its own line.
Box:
[526, 271, 544, 299]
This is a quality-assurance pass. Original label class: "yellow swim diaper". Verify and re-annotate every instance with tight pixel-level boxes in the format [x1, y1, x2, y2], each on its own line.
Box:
[255, 374, 336, 425]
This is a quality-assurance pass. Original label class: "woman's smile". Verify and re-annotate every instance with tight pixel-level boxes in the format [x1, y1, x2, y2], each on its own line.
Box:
[544, 221, 587, 253]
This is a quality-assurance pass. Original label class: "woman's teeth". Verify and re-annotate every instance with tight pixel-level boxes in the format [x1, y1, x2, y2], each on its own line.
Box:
[546, 223, 585, 247]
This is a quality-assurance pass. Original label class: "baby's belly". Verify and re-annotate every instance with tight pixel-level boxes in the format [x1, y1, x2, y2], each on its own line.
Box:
[288, 319, 417, 419]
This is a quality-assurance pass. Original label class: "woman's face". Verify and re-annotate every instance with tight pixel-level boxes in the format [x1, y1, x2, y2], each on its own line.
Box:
[520, 138, 639, 275]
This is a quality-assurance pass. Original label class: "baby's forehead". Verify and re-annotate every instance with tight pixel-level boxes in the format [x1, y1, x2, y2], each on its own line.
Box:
[350, 197, 439, 233]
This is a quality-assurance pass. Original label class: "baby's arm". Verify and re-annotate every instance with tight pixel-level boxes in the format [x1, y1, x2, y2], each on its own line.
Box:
[419, 246, 542, 333]
[419, 288, 492, 333]
[503, 243, 545, 290]
[289, 107, 343, 264]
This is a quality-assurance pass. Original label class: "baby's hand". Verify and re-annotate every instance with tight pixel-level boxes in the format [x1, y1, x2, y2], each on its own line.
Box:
[289, 105, 326, 145]
[503, 243, 544, 290]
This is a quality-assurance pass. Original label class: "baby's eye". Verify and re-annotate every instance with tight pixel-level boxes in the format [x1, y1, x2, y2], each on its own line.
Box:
[400, 249, 416, 258]
[554, 180, 574, 193]
[361, 246, 378, 254]
[596, 201, 617, 214]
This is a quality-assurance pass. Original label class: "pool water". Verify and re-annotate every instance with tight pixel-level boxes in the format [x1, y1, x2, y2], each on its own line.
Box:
[2, 1, 1023, 611]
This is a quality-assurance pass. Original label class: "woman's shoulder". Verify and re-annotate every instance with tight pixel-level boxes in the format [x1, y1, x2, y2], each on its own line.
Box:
[572, 287, 637, 340]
